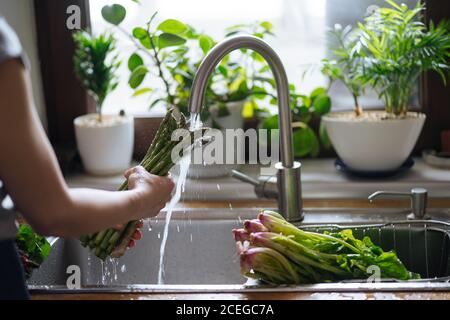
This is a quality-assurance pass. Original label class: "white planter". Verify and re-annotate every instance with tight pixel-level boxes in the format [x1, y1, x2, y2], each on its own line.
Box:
[187, 101, 245, 179]
[323, 111, 426, 172]
[74, 114, 134, 176]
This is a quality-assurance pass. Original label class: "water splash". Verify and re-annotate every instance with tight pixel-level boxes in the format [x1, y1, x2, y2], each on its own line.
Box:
[157, 113, 202, 285]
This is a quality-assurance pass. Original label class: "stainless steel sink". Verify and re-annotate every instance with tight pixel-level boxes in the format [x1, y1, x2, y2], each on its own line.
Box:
[28, 207, 450, 294]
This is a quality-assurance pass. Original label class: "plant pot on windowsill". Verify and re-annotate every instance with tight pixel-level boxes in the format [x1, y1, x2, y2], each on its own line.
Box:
[187, 100, 245, 179]
[323, 111, 425, 172]
[74, 114, 134, 176]
[319, 1, 450, 172]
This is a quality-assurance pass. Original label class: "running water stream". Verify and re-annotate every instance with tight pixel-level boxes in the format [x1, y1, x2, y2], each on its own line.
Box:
[157, 113, 203, 284]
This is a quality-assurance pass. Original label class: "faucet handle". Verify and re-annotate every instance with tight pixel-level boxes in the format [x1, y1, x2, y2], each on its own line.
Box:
[368, 188, 429, 220]
[231, 170, 278, 200]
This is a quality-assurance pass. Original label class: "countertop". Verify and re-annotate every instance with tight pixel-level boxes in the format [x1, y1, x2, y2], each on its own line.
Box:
[67, 159, 450, 200]
[31, 199, 450, 300]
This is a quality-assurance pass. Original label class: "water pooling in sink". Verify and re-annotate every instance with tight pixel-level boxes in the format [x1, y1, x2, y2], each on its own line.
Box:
[157, 113, 203, 284]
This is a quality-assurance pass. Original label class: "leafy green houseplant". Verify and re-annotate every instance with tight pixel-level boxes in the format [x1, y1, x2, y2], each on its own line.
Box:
[322, 0, 450, 172]
[101, 5, 274, 126]
[72, 31, 134, 175]
[99, 3, 331, 164]
[358, 0, 450, 116]
[260, 87, 332, 158]
[73, 31, 120, 122]
[321, 24, 366, 117]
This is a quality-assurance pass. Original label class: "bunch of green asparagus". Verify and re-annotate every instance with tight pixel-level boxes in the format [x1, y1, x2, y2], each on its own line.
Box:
[233, 210, 420, 284]
[80, 109, 194, 260]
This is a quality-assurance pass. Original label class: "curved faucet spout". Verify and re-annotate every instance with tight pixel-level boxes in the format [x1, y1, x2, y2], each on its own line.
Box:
[188, 35, 294, 168]
[188, 35, 303, 222]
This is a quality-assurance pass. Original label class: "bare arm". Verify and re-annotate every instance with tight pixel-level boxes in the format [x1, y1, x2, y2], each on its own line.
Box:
[0, 60, 174, 238]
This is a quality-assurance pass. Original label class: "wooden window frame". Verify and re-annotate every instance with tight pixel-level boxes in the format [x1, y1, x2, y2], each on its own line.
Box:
[34, 0, 450, 165]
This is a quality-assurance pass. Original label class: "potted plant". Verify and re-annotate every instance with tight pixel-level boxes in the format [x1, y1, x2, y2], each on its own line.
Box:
[259, 86, 332, 160]
[322, 0, 450, 172]
[73, 31, 134, 175]
[101, 4, 276, 177]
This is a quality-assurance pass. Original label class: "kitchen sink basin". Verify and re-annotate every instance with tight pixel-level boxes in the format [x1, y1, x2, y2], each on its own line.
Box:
[28, 207, 450, 294]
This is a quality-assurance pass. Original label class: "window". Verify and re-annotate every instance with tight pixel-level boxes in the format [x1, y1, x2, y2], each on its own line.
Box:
[89, 0, 419, 116]
[34, 0, 450, 158]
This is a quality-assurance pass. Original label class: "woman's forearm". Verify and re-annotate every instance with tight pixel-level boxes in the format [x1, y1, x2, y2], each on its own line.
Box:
[37, 188, 143, 238]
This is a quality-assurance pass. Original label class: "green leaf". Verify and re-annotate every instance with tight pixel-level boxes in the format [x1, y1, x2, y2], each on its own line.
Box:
[149, 98, 166, 109]
[101, 4, 126, 26]
[252, 85, 268, 100]
[158, 33, 186, 49]
[157, 19, 188, 35]
[313, 95, 331, 116]
[199, 35, 215, 54]
[260, 21, 273, 31]
[129, 66, 148, 89]
[132, 27, 148, 39]
[260, 115, 279, 130]
[293, 105, 311, 123]
[16, 224, 51, 265]
[217, 65, 228, 77]
[128, 53, 144, 71]
[251, 52, 265, 63]
[310, 87, 327, 100]
[293, 127, 317, 157]
[140, 36, 154, 49]
[133, 87, 152, 97]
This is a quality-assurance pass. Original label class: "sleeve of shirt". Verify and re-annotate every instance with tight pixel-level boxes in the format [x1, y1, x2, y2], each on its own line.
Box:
[0, 17, 28, 69]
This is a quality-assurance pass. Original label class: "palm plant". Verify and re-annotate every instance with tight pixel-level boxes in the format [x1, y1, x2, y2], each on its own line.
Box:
[321, 24, 366, 116]
[73, 31, 121, 122]
[358, 0, 450, 116]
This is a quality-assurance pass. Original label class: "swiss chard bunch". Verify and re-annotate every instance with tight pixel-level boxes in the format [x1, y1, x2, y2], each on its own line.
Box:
[233, 211, 420, 284]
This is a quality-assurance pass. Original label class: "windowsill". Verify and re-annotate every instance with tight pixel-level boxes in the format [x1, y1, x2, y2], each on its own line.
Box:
[66, 158, 450, 201]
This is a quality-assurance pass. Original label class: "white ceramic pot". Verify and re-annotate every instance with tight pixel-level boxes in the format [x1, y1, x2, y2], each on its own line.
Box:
[74, 114, 134, 176]
[323, 111, 426, 172]
[187, 101, 245, 179]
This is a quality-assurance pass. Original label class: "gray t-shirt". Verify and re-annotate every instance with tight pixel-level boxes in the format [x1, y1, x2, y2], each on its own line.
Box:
[0, 17, 26, 241]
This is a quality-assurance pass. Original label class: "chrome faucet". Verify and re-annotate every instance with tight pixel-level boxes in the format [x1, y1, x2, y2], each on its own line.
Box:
[368, 188, 429, 220]
[188, 35, 303, 222]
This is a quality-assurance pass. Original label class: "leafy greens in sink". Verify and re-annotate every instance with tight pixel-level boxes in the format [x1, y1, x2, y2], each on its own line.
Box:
[16, 224, 51, 279]
[233, 211, 420, 284]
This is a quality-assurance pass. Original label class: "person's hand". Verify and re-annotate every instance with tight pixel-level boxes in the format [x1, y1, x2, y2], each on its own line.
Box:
[114, 220, 144, 248]
[124, 166, 175, 219]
